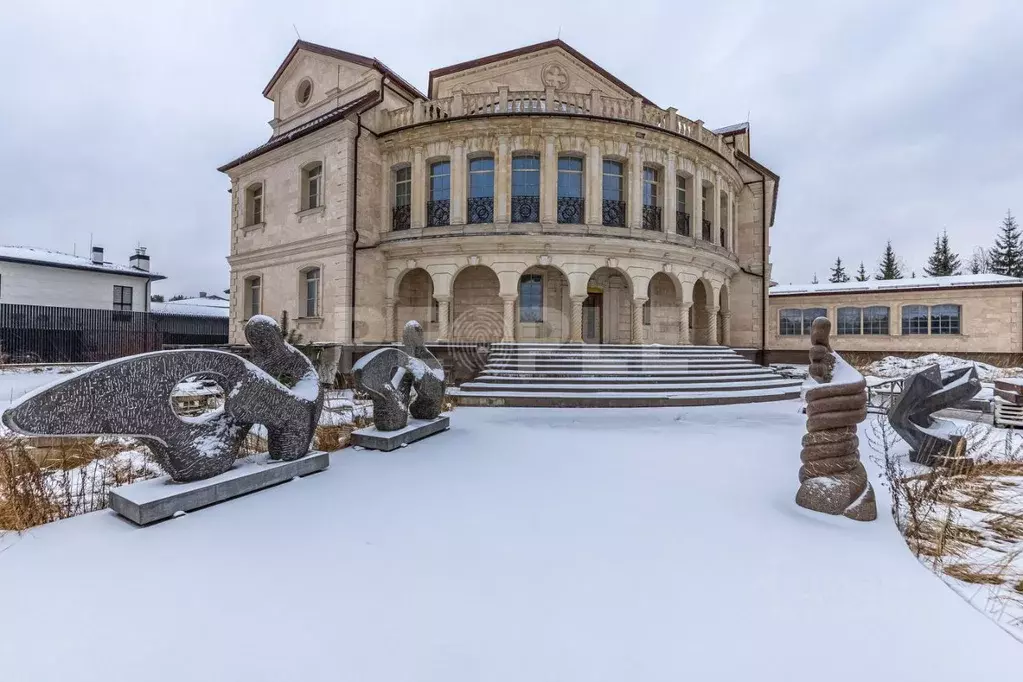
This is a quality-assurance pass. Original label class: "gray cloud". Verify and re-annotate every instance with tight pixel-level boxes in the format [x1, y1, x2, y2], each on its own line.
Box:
[1, 0, 1020, 295]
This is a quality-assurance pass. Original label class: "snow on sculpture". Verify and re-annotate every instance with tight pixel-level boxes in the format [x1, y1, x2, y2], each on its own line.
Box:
[1, 315, 322, 482]
[888, 364, 981, 468]
[797, 317, 877, 522]
[353, 320, 444, 431]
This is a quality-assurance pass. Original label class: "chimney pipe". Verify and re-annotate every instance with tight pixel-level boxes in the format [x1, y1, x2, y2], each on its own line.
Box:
[91, 246, 104, 265]
[129, 246, 150, 272]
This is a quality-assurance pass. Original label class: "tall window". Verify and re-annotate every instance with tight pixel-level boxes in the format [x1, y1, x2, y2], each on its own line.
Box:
[302, 163, 322, 210]
[245, 183, 263, 225]
[901, 305, 929, 335]
[519, 274, 543, 322]
[780, 307, 827, 336]
[719, 193, 728, 246]
[467, 157, 495, 224]
[392, 166, 411, 230]
[557, 156, 584, 224]
[642, 167, 661, 230]
[113, 285, 133, 312]
[700, 186, 711, 240]
[676, 176, 690, 236]
[303, 268, 320, 318]
[245, 277, 261, 319]
[802, 308, 827, 334]
[602, 160, 626, 227]
[511, 155, 540, 223]
[427, 160, 451, 227]
[863, 306, 890, 335]
[837, 307, 861, 335]
[930, 304, 961, 335]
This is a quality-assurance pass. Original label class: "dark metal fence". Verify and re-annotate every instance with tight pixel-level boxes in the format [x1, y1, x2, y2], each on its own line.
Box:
[0, 304, 229, 363]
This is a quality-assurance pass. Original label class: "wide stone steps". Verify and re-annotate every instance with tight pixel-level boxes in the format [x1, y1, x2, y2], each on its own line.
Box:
[449, 343, 801, 408]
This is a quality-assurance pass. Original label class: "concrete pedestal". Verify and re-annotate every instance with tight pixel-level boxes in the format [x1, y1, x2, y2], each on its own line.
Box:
[351, 415, 450, 452]
[108, 451, 330, 525]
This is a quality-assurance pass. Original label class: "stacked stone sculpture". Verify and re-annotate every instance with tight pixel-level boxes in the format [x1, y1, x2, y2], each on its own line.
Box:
[796, 317, 877, 522]
[353, 320, 444, 431]
[2, 316, 323, 482]
[889, 364, 980, 468]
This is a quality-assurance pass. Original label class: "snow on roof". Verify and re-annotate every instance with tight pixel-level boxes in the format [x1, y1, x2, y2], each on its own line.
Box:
[712, 122, 749, 135]
[0, 245, 163, 279]
[770, 273, 1023, 296]
[151, 297, 230, 318]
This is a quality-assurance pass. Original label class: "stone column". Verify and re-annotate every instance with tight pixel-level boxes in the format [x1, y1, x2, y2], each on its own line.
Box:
[384, 297, 395, 342]
[541, 136, 557, 225]
[436, 297, 451, 341]
[411, 146, 426, 229]
[501, 295, 517, 342]
[450, 140, 466, 225]
[628, 145, 643, 230]
[664, 153, 677, 234]
[722, 312, 732, 346]
[570, 294, 586, 343]
[495, 136, 510, 226]
[692, 165, 703, 238]
[586, 141, 602, 225]
[632, 297, 648, 344]
[707, 305, 720, 345]
[679, 302, 692, 345]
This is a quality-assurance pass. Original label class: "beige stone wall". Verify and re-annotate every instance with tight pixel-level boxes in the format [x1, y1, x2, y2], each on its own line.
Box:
[646, 272, 681, 345]
[451, 265, 503, 341]
[769, 285, 1023, 354]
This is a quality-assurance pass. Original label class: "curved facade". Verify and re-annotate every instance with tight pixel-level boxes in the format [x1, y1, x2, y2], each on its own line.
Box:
[220, 39, 778, 350]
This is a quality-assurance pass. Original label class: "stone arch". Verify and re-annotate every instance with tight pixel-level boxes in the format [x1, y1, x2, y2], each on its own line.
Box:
[518, 264, 571, 342]
[451, 265, 503, 342]
[646, 272, 681, 345]
[691, 278, 714, 345]
[586, 266, 633, 344]
[396, 268, 436, 340]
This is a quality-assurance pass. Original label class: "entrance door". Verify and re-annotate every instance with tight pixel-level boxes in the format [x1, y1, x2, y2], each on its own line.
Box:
[582, 293, 602, 344]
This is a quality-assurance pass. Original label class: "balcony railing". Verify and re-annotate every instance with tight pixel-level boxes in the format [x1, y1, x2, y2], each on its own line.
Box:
[467, 196, 494, 224]
[557, 197, 584, 224]
[426, 199, 450, 227]
[602, 199, 626, 227]
[702, 219, 712, 241]
[720, 227, 726, 248]
[642, 205, 662, 231]
[511, 195, 540, 223]
[392, 204, 410, 231]
[677, 211, 691, 237]
[382, 89, 737, 167]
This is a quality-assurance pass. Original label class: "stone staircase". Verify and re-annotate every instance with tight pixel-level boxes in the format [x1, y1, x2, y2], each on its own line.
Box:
[449, 343, 803, 407]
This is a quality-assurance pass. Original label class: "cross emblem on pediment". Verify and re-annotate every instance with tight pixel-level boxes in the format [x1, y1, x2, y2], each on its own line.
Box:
[542, 63, 569, 90]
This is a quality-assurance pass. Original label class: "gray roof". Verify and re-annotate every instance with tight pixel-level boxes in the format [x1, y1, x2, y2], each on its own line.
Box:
[0, 245, 164, 280]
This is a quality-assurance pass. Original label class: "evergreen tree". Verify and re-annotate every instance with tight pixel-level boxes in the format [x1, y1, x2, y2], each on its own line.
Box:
[829, 257, 850, 283]
[855, 261, 869, 282]
[990, 210, 1023, 277]
[811, 272, 819, 284]
[875, 241, 904, 280]
[150, 294, 165, 302]
[169, 294, 187, 301]
[923, 230, 963, 277]
[967, 247, 990, 275]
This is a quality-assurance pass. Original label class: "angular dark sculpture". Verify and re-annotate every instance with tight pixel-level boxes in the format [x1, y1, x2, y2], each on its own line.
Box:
[889, 364, 981, 467]
[797, 317, 877, 522]
[353, 320, 444, 431]
[1, 316, 322, 482]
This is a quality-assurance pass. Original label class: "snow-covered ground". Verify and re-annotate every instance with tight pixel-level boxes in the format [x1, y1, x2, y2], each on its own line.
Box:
[0, 403, 1019, 681]
[0, 366, 81, 414]
[864, 353, 1022, 382]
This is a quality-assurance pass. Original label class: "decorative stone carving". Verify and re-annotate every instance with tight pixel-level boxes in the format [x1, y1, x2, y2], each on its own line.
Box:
[353, 321, 445, 431]
[541, 63, 569, 90]
[1, 316, 323, 483]
[467, 255, 480, 266]
[406, 259, 417, 270]
[538, 254, 552, 266]
[889, 364, 981, 468]
[606, 257, 618, 268]
[796, 318, 877, 522]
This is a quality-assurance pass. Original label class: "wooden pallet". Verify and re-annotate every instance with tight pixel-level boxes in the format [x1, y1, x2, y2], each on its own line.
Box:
[994, 397, 1023, 428]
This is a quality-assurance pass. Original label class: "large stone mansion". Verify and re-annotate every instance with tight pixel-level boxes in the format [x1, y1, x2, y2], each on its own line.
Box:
[220, 39, 778, 351]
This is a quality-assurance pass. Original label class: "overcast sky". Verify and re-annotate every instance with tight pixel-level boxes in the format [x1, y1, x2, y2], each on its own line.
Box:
[1, 0, 1020, 295]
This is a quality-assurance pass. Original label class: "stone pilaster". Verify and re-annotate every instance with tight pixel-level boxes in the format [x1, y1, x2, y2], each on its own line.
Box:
[722, 312, 732, 346]
[707, 305, 720, 345]
[633, 297, 648, 343]
[628, 145, 643, 230]
[692, 165, 703, 238]
[436, 297, 451, 341]
[411, 145, 425, 229]
[496, 136, 510, 225]
[664, 153, 677, 234]
[541, 137, 556, 224]
[501, 295, 517, 342]
[586, 141, 602, 225]
[384, 297, 395, 342]
[712, 172, 722, 245]
[679, 302, 692, 345]
[450, 140, 466, 225]
[570, 295, 586, 343]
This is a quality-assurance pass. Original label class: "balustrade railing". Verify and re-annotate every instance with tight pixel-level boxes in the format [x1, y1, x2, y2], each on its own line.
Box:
[392, 204, 410, 231]
[467, 196, 494, 224]
[557, 197, 584, 224]
[602, 199, 627, 227]
[511, 195, 540, 223]
[720, 227, 726, 248]
[642, 205, 662, 231]
[426, 199, 450, 227]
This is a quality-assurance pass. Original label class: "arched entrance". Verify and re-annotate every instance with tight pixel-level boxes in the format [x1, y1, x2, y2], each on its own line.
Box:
[692, 279, 713, 345]
[646, 273, 680, 345]
[396, 268, 436, 340]
[452, 265, 503, 342]
[517, 265, 570, 342]
[584, 267, 632, 344]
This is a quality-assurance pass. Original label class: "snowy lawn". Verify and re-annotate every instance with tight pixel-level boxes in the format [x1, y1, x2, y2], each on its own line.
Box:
[0, 366, 81, 416]
[0, 403, 1019, 680]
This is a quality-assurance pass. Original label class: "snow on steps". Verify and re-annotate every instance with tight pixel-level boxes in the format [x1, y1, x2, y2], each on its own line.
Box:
[450, 344, 800, 407]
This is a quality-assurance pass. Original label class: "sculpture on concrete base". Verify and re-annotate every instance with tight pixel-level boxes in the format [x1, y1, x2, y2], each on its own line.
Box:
[889, 364, 981, 469]
[797, 317, 877, 522]
[2, 316, 322, 482]
[353, 320, 444, 431]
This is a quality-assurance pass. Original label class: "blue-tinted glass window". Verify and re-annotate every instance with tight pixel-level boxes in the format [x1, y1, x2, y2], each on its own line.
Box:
[468, 157, 494, 198]
[519, 274, 543, 322]
[512, 156, 540, 197]
[558, 156, 584, 198]
[429, 161, 450, 201]
[602, 160, 624, 201]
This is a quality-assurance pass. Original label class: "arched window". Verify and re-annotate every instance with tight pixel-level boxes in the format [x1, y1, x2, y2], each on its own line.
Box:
[244, 276, 261, 319]
[392, 166, 411, 230]
[602, 160, 625, 227]
[302, 268, 320, 318]
[557, 156, 584, 224]
[519, 274, 543, 322]
[301, 163, 322, 211]
[245, 183, 263, 226]
[467, 156, 495, 224]
[427, 160, 450, 227]
[642, 167, 661, 231]
[511, 155, 540, 223]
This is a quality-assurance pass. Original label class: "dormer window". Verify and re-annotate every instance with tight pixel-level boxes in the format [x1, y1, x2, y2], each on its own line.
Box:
[296, 79, 313, 107]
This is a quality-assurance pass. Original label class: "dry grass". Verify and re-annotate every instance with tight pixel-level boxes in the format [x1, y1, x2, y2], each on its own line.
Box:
[944, 562, 1008, 585]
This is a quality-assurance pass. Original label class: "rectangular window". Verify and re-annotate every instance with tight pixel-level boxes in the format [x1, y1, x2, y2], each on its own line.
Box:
[394, 167, 412, 206]
[779, 308, 803, 336]
[930, 304, 961, 335]
[246, 277, 261, 319]
[837, 307, 861, 335]
[602, 160, 624, 201]
[557, 156, 584, 198]
[902, 305, 929, 335]
[511, 155, 540, 223]
[519, 274, 543, 323]
[643, 167, 659, 207]
[247, 184, 263, 225]
[676, 176, 687, 214]
[863, 306, 890, 335]
[468, 157, 495, 198]
[304, 269, 320, 318]
[802, 308, 827, 335]
[429, 161, 451, 201]
[304, 164, 322, 210]
[113, 285, 133, 312]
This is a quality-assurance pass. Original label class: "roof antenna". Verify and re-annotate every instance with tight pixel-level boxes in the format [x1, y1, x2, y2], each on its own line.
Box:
[293, 24, 302, 40]
[557, 25, 562, 40]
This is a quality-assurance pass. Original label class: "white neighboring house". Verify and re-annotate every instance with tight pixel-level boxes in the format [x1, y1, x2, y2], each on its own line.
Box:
[150, 296, 230, 318]
[0, 245, 164, 312]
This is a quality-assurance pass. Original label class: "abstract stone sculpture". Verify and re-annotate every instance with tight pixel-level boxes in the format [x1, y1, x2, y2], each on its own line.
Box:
[797, 317, 877, 522]
[889, 364, 981, 468]
[2, 315, 322, 482]
[353, 320, 444, 431]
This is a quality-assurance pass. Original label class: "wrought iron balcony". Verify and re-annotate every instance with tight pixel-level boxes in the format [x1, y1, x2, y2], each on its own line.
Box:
[702, 219, 712, 241]
[511, 195, 540, 223]
[557, 196, 584, 224]
[677, 211, 691, 237]
[642, 205, 662, 231]
[719, 227, 726, 248]
[391, 204, 410, 231]
[602, 199, 626, 227]
[467, 196, 494, 224]
[426, 199, 450, 227]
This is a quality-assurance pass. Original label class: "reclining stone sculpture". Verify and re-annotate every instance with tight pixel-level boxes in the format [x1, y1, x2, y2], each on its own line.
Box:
[1, 315, 322, 482]
[353, 320, 444, 431]
[888, 364, 980, 467]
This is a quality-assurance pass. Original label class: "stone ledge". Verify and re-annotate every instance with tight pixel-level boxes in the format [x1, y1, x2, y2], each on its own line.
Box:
[351, 415, 450, 452]
[108, 451, 330, 526]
